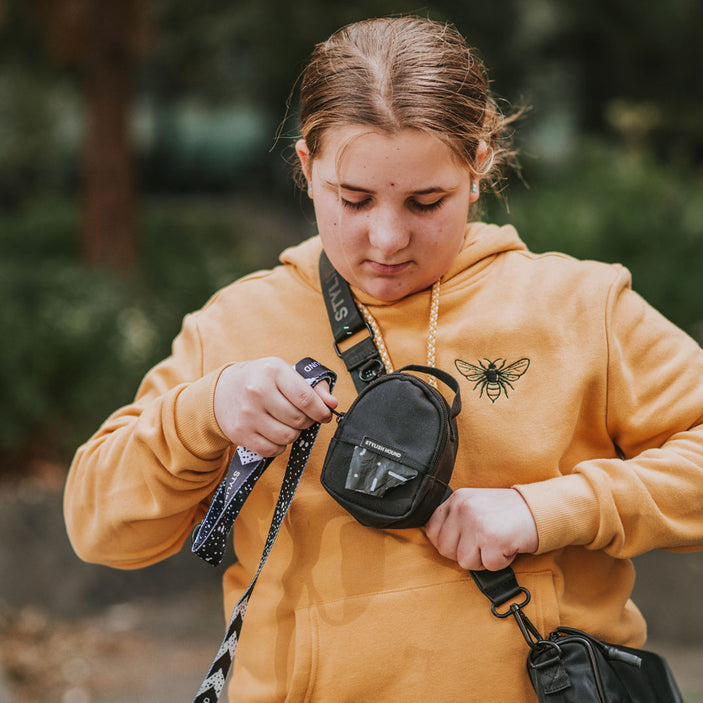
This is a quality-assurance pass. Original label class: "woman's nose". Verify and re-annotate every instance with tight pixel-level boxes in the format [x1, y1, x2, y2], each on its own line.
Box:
[367, 209, 410, 254]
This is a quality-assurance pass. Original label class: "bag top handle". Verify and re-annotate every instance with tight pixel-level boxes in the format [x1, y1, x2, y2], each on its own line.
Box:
[397, 364, 462, 419]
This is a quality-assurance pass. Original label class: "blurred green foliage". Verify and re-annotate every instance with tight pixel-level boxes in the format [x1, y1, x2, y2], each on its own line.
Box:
[488, 141, 703, 336]
[0, 0, 702, 469]
[0, 194, 311, 463]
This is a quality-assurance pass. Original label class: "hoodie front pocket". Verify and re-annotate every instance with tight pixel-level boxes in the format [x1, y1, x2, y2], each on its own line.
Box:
[284, 606, 317, 703]
[292, 570, 558, 703]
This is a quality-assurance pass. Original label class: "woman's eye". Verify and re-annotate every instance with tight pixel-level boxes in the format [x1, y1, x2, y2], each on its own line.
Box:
[342, 198, 371, 211]
[409, 198, 444, 213]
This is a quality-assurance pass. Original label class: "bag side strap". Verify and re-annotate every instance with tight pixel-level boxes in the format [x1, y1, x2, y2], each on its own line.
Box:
[319, 250, 386, 391]
[470, 567, 525, 610]
[471, 566, 546, 652]
[191, 358, 336, 566]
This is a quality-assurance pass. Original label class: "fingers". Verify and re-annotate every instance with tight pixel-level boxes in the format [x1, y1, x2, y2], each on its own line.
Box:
[237, 434, 288, 459]
[240, 417, 301, 458]
[425, 488, 537, 571]
[273, 371, 337, 426]
[426, 497, 490, 571]
[214, 358, 338, 457]
[313, 380, 339, 414]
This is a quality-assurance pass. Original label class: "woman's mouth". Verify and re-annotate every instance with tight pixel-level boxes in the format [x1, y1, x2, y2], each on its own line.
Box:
[366, 260, 411, 275]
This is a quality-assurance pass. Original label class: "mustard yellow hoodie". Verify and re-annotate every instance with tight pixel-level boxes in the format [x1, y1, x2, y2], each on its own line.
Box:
[64, 223, 703, 702]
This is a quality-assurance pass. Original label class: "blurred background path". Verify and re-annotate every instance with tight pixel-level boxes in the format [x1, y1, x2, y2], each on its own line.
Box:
[1, 481, 702, 703]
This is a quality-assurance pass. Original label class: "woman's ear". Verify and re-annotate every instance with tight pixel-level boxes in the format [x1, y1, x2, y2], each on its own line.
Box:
[475, 140, 489, 167]
[295, 139, 312, 194]
[469, 141, 490, 203]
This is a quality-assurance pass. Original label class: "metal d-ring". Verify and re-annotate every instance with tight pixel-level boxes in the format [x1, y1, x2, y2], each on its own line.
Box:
[490, 587, 531, 618]
[528, 639, 563, 667]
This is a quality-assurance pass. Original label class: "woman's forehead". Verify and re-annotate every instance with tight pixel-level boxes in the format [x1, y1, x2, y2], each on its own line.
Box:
[314, 126, 469, 184]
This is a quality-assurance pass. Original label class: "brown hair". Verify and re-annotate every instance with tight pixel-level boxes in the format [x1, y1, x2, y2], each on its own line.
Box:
[294, 16, 520, 192]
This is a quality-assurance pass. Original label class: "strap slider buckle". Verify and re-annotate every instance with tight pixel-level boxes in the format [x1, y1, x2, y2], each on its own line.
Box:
[332, 315, 375, 358]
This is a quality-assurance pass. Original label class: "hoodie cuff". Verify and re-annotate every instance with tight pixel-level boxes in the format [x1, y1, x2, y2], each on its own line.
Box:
[513, 474, 601, 554]
[173, 365, 233, 462]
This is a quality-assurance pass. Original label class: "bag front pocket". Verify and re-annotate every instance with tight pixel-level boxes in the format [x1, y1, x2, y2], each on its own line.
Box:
[322, 436, 433, 526]
[345, 441, 419, 497]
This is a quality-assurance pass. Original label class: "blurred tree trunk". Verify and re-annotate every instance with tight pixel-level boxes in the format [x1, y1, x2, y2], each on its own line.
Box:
[81, 0, 140, 270]
[38, 0, 145, 270]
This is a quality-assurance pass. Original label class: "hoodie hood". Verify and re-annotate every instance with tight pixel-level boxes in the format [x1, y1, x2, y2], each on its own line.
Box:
[279, 222, 527, 304]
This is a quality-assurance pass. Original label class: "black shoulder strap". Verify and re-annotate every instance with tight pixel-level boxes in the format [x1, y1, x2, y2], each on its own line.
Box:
[471, 567, 545, 651]
[319, 250, 386, 391]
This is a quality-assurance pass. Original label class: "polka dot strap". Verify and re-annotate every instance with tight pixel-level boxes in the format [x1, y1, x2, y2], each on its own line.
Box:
[192, 358, 336, 703]
[191, 445, 272, 566]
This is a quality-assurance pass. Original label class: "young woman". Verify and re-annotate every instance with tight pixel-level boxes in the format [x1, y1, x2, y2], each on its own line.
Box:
[64, 16, 703, 702]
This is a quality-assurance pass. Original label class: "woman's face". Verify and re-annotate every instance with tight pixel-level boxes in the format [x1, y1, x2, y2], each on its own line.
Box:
[296, 126, 479, 302]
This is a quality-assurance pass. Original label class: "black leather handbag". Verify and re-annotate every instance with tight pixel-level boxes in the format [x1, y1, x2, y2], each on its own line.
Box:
[472, 569, 684, 703]
[527, 626, 683, 703]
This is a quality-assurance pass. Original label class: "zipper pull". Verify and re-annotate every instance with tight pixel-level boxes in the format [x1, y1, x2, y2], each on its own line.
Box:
[603, 645, 642, 667]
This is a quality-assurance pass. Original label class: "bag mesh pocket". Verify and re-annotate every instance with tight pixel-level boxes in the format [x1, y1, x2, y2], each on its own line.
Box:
[345, 442, 418, 497]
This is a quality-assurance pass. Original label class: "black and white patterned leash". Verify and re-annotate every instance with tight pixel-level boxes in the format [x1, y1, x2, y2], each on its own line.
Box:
[191, 358, 337, 703]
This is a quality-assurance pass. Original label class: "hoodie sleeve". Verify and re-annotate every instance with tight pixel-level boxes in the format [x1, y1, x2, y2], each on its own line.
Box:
[64, 311, 233, 569]
[516, 269, 703, 557]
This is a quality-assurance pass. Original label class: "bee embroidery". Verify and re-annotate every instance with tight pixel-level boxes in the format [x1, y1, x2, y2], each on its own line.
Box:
[455, 357, 530, 403]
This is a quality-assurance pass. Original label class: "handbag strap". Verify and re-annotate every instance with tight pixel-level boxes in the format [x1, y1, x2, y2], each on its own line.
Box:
[470, 568, 529, 613]
[191, 357, 336, 566]
[319, 250, 386, 391]
[471, 566, 545, 651]
[318, 253, 545, 661]
[191, 358, 337, 703]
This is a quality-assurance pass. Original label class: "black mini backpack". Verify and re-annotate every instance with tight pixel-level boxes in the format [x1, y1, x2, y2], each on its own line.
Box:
[320, 364, 461, 528]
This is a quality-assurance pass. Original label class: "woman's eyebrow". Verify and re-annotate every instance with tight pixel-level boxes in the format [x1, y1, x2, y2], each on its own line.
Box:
[411, 186, 456, 195]
[326, 180, 456, 195]
[326, 180, 373, 193]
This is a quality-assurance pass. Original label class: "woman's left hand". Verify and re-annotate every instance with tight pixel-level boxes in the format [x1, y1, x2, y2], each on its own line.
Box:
[425, 488, 539, 571]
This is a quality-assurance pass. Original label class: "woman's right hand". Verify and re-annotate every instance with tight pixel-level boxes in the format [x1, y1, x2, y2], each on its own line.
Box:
[425, 487, 539, 571]
[213, 357, 338, 457]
